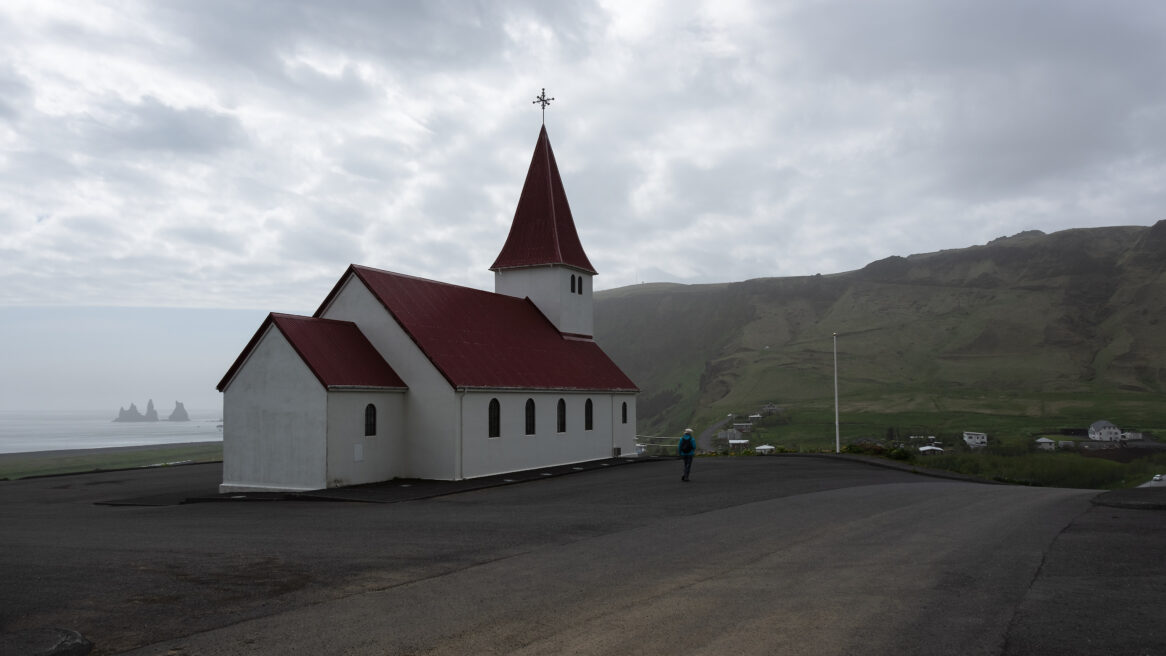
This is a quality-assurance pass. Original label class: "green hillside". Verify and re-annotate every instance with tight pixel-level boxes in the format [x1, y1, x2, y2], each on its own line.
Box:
[594, 222, 1166, 446]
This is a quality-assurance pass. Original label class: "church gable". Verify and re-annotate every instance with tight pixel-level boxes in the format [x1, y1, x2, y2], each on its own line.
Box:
[218, 313, 406, 393]
[314, 265, 637, 392]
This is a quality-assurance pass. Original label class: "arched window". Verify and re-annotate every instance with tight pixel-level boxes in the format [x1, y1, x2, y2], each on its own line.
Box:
[525, 398, 536, 435]
[584, 398, 594, 431]
[622, 401, 628, 424]
[364, 404, 377, 436]
[488, 398, 501, 438]
[577, 276, 584, 295]
[570, 274, 576, 293]
[557, 399, 566, 433]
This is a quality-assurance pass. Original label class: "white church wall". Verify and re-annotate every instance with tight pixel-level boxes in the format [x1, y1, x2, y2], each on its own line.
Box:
[610, 395, 637, 456]
[459, 391, 623, 478]
[325, 390, 406, 487]
[320, 277, 459, 480]
[220, 327, 327, 492]
[494, 267, 593, 336]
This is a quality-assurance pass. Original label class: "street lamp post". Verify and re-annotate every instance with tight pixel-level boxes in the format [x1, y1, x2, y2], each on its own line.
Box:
[833, 332, 840, 454]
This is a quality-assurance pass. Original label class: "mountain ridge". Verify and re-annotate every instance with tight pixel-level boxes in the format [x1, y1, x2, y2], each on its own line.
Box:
[594, 222, 1166, 439]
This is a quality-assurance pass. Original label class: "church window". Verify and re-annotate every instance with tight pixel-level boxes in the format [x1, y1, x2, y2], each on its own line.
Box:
[525, 399, 536, 435]
[622, 402, 628, 424]
[585, 399, 594, 431]
[577, 276, 584, 295]
[488, 398, 501, 438]
[364, 404, 377, 436]
[570, 275, 576, 293]
[557, 399, 566, 433]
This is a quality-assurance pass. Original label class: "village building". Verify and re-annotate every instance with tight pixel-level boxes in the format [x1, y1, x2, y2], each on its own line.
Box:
[1088, 420, 1122, 442]
[963, 431, 988, 449]
[1034, 437, 1056, 451]
[217, 125, 638, 492]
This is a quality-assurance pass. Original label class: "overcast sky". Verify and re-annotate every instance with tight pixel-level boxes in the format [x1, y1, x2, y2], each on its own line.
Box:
[2, 1, 1165, 411]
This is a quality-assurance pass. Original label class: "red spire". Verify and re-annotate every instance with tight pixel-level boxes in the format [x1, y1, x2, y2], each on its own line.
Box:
[490, 126, 597, 274]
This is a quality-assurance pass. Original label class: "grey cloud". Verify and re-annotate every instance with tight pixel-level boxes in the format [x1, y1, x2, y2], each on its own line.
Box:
[776, 0, 1166, 202]
[276, 221, 364, 266]
[145, 1, 605, 95]
[82, 96, 247, 154]
[3, 0, 1165, 308]
[335, 137, 412, 183]
[159, 225, 245, 255]
[283, 62, 374, 106]
[0, 150, 80, 186]
[0, 63, 30, 121]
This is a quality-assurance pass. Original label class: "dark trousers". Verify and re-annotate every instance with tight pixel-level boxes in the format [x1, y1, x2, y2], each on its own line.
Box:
[682, 455, 693, 479]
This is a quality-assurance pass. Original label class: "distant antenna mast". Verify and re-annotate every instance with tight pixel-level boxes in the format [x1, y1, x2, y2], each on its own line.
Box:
[533, 88, 554, 124]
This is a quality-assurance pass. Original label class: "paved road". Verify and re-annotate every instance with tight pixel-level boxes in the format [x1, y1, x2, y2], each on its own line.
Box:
[1, 457, 1163, 655]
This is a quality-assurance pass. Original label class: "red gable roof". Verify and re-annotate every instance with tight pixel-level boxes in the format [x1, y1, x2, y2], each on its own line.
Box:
[316, 265, 636, 392]
[490, 125, 597, 274]
[217, 313, 407, 392]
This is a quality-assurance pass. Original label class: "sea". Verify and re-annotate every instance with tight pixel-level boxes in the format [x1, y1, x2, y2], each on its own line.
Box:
[0, 409, 223, 454]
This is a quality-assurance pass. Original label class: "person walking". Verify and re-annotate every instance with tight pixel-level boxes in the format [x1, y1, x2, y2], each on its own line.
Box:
[678, 428, 696, 481]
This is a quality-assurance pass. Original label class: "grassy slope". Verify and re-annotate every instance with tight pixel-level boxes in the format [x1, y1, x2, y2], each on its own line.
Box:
[595, 222, 1166, 444]
[0, 443, 223, 480]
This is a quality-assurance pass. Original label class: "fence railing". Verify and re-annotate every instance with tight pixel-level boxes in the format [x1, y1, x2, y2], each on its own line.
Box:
[634, 435, 681, 457]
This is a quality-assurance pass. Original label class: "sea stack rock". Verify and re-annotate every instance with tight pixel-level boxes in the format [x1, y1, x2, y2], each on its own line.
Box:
[169, 401, 190, 421]
[144, 399, 159, 422]
[115, 403, 145, 422]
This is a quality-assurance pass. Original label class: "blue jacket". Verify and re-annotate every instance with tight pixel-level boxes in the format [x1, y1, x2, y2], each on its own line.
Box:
[678, 434, 696, 456]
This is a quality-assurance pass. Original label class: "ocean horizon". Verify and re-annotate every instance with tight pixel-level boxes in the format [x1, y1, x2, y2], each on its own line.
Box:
[0, 409, 223, 454]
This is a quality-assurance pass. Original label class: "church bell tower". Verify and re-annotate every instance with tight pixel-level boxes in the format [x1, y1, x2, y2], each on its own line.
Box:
[490, 123, 596, 337]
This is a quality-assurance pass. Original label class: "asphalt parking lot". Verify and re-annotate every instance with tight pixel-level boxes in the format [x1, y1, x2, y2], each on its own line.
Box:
[1, 455, 1163, 655]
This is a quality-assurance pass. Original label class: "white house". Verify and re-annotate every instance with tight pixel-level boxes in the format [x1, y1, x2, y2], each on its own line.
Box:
[1034, 437, 1056, 451]
[217, 125, 638, 492]
[963, 431, 988, 449]
[1088, 420, 1122, 441]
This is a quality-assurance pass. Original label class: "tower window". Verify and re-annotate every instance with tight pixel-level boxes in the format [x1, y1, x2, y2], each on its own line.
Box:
[570, 274, 576, 293]
[525, 398, 536, 435]
[488, 398, 501, 438]
[364, 404, 377, 436]
[622, 402, 628, 424]
[585, 398, 594, 431]
[557, 399, 566, 433]
[578, 276, 584, 295]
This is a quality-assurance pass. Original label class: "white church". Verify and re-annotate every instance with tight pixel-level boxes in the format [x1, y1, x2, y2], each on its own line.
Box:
[216, 125, 638, 492]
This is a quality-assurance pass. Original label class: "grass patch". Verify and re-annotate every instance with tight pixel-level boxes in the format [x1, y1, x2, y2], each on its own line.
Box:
[919, 451, 1166, 489]
[0, 443, 222, 480]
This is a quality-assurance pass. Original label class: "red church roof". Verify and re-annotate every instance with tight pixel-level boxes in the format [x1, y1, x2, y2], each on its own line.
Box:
[316, 265, 636, 392]
[490, 126, 597, 274]
[217, 313, 407, 392]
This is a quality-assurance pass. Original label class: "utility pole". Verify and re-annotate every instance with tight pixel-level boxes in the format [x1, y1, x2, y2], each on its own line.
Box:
[833, 332, 840, 454]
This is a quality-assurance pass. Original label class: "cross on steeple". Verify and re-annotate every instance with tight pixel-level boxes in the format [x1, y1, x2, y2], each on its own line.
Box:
[533, 88, 554, 124]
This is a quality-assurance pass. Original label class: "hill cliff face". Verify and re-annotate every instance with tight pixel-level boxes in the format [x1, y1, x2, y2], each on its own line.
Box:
[594, 222, 1166, 437]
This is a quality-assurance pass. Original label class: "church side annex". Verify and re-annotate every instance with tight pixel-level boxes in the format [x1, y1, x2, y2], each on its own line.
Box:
[216, 122, 638, 492]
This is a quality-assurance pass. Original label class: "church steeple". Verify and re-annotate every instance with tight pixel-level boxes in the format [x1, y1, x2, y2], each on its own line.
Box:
[492, 124, 596, 337]
[490, 125, 597, 275]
